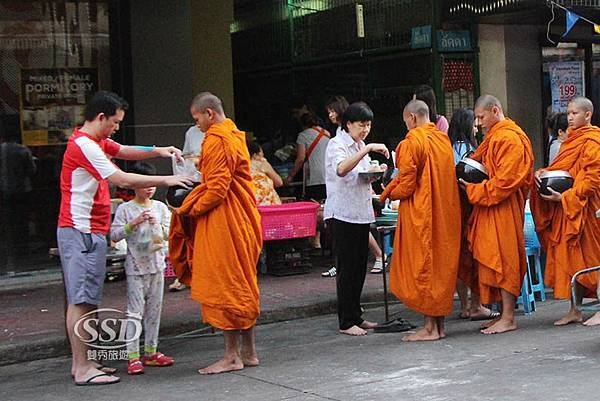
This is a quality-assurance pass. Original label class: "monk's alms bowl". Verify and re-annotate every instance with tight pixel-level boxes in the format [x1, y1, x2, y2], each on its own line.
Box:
[539, 170, 573, 196]
[456, 158, 488, 184]
[166, 182, 199, 208]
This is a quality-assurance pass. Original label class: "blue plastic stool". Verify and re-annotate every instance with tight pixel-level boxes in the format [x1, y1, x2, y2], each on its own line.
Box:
[523, 211, 545, 301]
[517, 264, 536, 315]
[523, 211, 540, 249]
[517, 212, 544, 314]
[526, 246, 546, 301]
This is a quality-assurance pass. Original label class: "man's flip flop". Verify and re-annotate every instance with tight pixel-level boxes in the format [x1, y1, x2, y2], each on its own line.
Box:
[75, 373, 120, 386]
[70, 365, 117, 378]
[470, 311, 501, 321]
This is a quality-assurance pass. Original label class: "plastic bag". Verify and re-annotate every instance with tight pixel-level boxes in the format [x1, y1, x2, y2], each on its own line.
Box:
[171, 155, 201, 182]
[136, 220, 164, 253]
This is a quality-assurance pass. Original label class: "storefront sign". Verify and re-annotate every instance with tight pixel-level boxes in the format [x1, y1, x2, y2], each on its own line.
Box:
[548, 61, 585, 112]
[411, 25, 431, 49]
[19, 68, 98, 146]
[437, 30, 472, 52]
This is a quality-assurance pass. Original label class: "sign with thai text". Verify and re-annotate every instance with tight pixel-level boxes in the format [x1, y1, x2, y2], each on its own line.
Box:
[411, 25, 431, 49]
[437, 30, 472, 52]
[548, 61, 585, 113]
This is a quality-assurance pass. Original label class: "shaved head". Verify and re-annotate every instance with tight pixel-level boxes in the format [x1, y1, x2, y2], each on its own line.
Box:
[403, 99, 429, 118]
[475, 94, 503, 112]
[474, 94, 505, 129]
[191, 92, 224, 114]
[568, 96, 594, 113]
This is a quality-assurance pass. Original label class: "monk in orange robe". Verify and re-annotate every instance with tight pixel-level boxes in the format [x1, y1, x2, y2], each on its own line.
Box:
[459, 94, 534, 335]
[171, 92, 262, 374]
[530, 97, 600, 326]
[380, 100, 461, 341]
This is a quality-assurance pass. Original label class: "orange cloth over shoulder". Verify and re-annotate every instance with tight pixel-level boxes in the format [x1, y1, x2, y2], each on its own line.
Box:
[529, 125, 600, 299]
[381, 123, 461, 317]
[465, 119, 533, 303]
[170, 118, 262, 330]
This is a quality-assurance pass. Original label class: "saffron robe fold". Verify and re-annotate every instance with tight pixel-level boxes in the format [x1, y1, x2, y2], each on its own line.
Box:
[530, 125, 600, 299]
[170, 118, 262, 330]
[381, 123, 461, 317]
[465, 118, 534, 303]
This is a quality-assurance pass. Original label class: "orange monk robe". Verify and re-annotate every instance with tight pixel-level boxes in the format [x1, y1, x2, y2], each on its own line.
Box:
[380, 123, 461, 317]
[529, 125, 600, 299]
[174, 118, 262, 331]
[465, 119, 533, 304]
[168, 214, 195, 286]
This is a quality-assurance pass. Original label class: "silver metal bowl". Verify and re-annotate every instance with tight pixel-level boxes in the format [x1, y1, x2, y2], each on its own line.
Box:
[539, 170, 573, 195]
[456, 157, 489, 183]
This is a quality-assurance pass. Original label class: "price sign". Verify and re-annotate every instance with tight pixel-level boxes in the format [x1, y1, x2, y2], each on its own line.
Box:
[548, 61, 585, 112]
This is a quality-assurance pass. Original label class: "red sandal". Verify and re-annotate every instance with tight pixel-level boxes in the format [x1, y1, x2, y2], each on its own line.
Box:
[127, 359, 145, 375]
[143, 352, 174, 367]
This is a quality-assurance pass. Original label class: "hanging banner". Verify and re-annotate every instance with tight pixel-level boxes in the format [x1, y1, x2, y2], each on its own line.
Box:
[548, 61, 585, 113]
[20, 68, 98, 146]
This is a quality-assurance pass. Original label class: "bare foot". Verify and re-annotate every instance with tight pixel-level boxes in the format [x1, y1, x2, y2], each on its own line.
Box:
[458, 310, 470, 319]
[554, 310, 583, 326]
[401, 328, 440, 342]
[198, 357, 244, 375]
[359, 320, 378, 329]
[339, 325, 367, 336]
[480, 316, 501, 330]
[583, 312, 600, 326]
[74, 366, 120, 384]
[71, 362, 116, 378]
[241, 354, 260, 367]
[480, 319, 517, 335]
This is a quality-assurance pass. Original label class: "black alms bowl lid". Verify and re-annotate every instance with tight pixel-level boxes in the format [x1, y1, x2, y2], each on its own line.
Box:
[540, 170, 572, 179]
[460, 158, 488, 175]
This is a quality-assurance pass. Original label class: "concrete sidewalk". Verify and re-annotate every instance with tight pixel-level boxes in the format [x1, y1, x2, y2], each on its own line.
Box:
[0, 252, 389, 365]
[2, 300, 598, 401]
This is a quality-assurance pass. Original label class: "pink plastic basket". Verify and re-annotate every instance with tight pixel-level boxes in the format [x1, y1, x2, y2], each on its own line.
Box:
[258, 202, 320, 241]
[164, 257, 176, 278]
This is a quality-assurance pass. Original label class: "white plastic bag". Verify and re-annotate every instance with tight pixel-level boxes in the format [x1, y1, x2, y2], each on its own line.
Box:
[171, 155, 201, 182]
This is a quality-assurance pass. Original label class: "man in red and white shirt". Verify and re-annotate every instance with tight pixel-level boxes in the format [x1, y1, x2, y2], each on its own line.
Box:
[57, 91, 193, 386]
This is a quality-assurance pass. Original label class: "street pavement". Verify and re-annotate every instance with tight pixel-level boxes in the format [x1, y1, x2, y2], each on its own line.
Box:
[0, 252, 386, 364]
[2, 299, 600, 401]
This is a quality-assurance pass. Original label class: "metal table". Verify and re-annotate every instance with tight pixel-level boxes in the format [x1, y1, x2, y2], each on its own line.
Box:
[374, 211, 397, 321]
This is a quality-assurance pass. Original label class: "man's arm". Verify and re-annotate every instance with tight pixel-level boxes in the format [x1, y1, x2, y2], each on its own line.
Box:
[107, 169, 193, 189]
[115, 145, 184, 161]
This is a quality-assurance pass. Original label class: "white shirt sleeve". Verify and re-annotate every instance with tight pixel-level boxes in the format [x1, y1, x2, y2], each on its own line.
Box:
[75, 136, 118, 179]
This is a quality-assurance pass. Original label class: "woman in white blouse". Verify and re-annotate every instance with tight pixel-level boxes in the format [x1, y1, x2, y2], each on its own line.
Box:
[323, 102, 390, 336]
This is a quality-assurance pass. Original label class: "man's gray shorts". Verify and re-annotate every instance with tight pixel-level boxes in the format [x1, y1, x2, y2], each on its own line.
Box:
[57, 227, 107, 305]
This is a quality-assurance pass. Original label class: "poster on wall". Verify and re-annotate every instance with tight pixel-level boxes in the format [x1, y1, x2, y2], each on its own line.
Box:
[20, 68, 98, 146]
[548, 61, 585, 113]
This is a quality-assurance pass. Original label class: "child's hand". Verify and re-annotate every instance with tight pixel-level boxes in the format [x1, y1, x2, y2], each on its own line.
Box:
[130, 210, 151, 227]
[145, 211, 157, 225]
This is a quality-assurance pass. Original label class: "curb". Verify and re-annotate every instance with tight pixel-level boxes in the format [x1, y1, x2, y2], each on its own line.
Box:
[0, 290, 387, 366]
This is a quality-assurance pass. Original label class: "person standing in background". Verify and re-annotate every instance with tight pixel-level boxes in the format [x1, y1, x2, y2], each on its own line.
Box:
[168, 114, 205, 292]
[547, 113, 568, 166]
[413, 85, 449, 133]
[0, 119, 37, 270]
